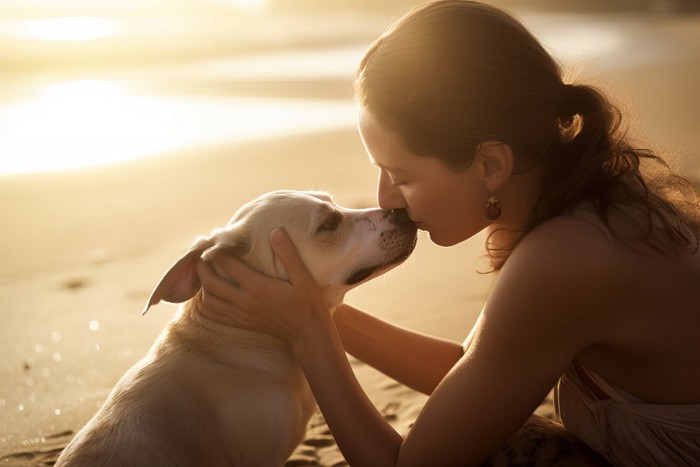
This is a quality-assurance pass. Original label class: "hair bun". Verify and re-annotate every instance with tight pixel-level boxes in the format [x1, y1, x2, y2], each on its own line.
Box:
[558, 83, 578, 126]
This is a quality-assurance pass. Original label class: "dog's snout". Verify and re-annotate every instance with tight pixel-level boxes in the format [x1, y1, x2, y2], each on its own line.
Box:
[385, 209, 413, 225]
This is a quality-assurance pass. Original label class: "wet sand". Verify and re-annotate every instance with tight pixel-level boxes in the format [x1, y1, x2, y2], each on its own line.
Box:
[1, 5, 699, 467]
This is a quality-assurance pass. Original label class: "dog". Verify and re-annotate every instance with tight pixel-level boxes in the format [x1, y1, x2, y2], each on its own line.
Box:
[483, 414, 612, 466]
[55, 190, 417, 466]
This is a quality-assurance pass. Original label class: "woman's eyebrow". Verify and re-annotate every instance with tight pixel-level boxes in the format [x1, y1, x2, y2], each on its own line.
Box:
[369, 158, 410, 175]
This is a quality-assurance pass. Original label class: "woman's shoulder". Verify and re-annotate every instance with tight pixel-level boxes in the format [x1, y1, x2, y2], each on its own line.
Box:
[509, 206, 620, 270]
[483, 209, 623, 355]
[490, 207, 628, 320]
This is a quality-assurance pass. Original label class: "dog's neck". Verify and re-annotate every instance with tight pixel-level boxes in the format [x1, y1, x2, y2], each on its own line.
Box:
[159, 294, 301, 374]
[211, 256, 347, 314]
[181, 290, 289, 349]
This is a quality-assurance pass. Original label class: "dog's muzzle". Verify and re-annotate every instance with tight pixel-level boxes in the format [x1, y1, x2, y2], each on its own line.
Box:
[385, 208, 413, 225]
[345, 209, 417, 285]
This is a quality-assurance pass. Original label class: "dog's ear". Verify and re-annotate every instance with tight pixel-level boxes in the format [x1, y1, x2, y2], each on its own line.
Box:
[200, 238, 250, 263]
[142, 227, 251, 315]
[142, 236, 215, 315]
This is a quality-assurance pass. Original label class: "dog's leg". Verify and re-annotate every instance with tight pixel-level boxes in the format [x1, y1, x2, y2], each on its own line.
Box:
[482, 415, 611, 467]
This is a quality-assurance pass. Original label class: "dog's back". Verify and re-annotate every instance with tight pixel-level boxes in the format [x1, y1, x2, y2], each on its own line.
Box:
[56, 303, 315, 466]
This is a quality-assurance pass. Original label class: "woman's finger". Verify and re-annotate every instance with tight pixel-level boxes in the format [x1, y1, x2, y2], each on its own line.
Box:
[195, 260, 245, 305]
[269, 228, 316, 288]
[200, 288, 238, 319]
[212, 253, 272, 290]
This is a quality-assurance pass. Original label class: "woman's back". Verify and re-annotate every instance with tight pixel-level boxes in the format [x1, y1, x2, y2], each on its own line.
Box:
[555, 205, 700, 404]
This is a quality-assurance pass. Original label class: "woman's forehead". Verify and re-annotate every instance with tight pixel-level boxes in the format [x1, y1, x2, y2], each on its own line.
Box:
[359, 110, 413, 165]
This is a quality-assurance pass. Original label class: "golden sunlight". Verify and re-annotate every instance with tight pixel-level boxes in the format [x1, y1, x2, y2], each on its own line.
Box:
[220, 0, 270, 13]
[0, 80, 170, 173]
[0, 79, 357, 175]
[11, 17, 120, 41]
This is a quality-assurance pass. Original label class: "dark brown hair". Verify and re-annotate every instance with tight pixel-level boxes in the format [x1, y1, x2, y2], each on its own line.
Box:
[356, 0, 700, 269]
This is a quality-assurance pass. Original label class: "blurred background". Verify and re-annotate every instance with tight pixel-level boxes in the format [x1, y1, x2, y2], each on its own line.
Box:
[0, 0, 698, 175]
[0, 0, 698, 464]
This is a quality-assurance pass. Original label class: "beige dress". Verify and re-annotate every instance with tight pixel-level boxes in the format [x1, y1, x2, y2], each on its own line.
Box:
[554, 362, 700, 466]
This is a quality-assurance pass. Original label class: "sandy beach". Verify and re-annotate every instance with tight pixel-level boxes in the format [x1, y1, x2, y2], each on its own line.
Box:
[1, 2, 699, 465]
[0, 128, 497, 466]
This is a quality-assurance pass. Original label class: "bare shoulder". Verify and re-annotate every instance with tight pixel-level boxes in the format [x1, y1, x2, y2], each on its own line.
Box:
[516, 211, 617, 263]
[484, 211, 623, 343]
[502, 210, 622, 285]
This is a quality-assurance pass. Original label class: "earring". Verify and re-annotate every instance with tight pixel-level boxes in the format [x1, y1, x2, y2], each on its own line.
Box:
[484, 195, 502, 220]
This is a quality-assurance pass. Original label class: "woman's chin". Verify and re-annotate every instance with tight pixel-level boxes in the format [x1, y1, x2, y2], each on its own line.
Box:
[426, 227, 477, 247]
[427, 231, 460, 247]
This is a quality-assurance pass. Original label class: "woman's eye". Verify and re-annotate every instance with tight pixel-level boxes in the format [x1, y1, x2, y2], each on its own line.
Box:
[317, 214, 342, 233]
[389, 174, 409, 187]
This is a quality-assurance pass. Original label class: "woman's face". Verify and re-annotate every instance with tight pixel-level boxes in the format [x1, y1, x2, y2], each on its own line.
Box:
[358, 108, 491, 246]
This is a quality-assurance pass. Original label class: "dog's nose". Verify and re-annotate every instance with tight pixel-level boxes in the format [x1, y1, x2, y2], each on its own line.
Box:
[386, 209, 414, 225]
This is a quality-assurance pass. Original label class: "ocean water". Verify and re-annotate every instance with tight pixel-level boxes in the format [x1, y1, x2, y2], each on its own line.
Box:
[0, 5, 385, 175]
[1, 8, 695, 176]
[0, 43, 366, 175]
[0, 80, 360, 175]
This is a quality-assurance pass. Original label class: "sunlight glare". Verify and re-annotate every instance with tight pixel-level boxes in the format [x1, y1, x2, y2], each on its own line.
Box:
[11, 17, 119, 41]
[0, 79, 357, 175]
[217, 0, 270, 13]
[0, 80, 172, 173]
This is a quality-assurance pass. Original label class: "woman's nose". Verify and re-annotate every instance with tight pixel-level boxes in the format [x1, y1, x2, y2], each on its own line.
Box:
[377, 169, 406, 211]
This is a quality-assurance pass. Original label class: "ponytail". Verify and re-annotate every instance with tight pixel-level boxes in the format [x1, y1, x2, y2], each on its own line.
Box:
[520, 82, 700, 263]
[536, 83, 628, 218]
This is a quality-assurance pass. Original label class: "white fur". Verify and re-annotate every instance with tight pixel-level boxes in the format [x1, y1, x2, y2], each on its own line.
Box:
[56, 190, 416, 467]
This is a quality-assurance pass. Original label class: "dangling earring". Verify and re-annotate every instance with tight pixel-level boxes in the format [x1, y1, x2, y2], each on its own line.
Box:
[484, 195, 502, 220]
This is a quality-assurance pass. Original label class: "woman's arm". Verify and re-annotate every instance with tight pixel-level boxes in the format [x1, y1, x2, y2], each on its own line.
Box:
[292, 316, 405, 467]
[333, 304, 465, 395]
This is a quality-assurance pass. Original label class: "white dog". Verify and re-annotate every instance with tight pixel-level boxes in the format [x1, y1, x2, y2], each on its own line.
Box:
[56, 190, 417, 466]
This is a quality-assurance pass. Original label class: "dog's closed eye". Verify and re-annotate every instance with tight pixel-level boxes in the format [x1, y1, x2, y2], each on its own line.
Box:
[316, 212, 343, 233]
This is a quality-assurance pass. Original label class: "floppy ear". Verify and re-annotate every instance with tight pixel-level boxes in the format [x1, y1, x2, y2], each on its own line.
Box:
[200, 240, 250, 264]
[142, 236, 214, 315]
[142, 225, 252, 315]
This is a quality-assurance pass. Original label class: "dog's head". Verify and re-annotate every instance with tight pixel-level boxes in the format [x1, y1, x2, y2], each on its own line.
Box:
[143, 190, 417, 315]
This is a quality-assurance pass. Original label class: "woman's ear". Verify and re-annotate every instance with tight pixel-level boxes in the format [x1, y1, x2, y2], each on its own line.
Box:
[474, 141, 514, 192]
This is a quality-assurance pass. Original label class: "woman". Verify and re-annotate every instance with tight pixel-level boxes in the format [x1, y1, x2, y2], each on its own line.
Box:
[196, 1, 700, 465]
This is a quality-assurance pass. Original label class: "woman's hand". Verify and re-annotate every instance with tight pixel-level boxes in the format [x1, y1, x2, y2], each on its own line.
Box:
[195, 228, 332, 345]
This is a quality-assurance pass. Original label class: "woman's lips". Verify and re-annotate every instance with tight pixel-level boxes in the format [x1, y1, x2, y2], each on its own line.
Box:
[407, 214, 425, 230]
